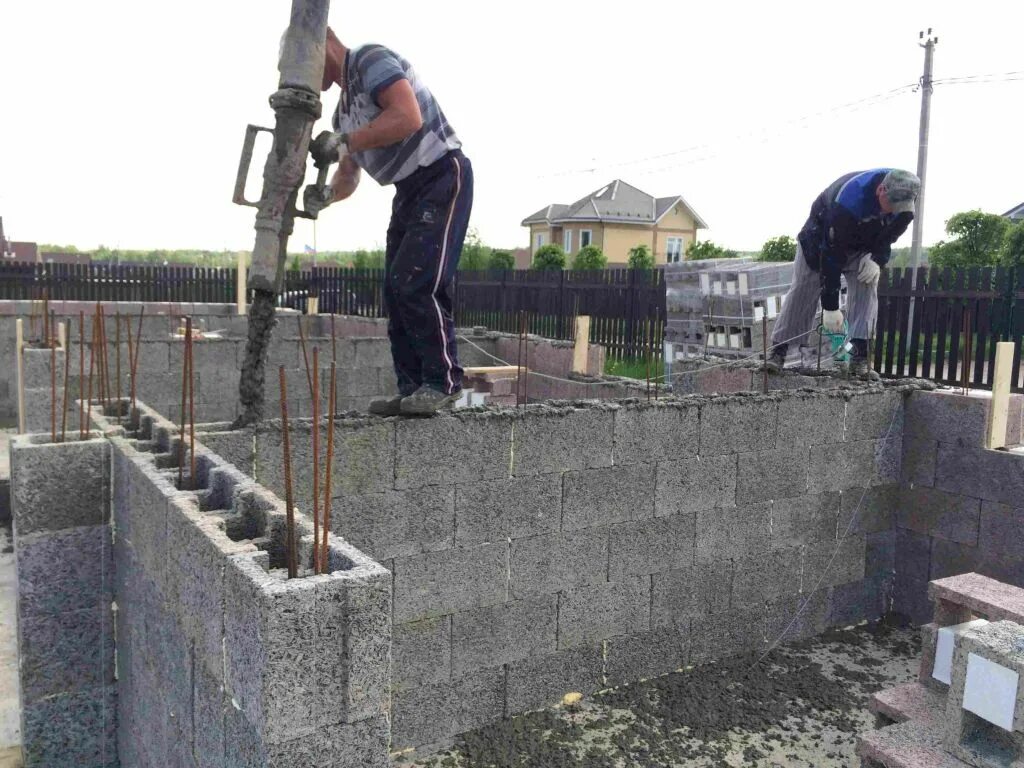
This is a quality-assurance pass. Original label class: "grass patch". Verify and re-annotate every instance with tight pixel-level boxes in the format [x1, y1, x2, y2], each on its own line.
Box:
[605, 357, 662, 380]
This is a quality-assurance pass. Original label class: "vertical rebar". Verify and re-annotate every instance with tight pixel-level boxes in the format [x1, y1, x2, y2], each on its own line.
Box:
[125, 317, 134, 416]
[298, 316, 313, 399]
[321, 362, 336, 574]
[311, 347, 320, 575]
[703, 297, 715, 360]
[331, 314, 337, 363]
[279, 366, 297, 578]
[515, 311, 525, 407]
[79, 312, 85, 439]
[43, 292, 49, 348]
[61, 321, 70, 442]
[179, 318, 190, 489]
[86, 315, 96, 439]
[645, 318, 652, 402]
[762, 319, 769, 394]
[131, 308, 145, 412]
[115, 312, 122, 424]
[50, 340, 56, 442]
[97, 304, 110, 407]
[817, 310, 824, 372]
[188, 322, 196, 490]
[523, 312, 529, 406]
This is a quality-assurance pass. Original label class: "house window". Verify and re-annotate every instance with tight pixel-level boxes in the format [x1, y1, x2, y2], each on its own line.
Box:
[564, 229, 573, 253]
[580, 230, 593, 249]
[535, 233, 545, 251]
[666, 237, 684, 263]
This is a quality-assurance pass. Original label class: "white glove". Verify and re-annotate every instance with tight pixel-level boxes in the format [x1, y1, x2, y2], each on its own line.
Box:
[822, 309, 845, 334]
[309, 130, 349, 166]
[302, 184, 333, 218]
[857, 255, 881, 285]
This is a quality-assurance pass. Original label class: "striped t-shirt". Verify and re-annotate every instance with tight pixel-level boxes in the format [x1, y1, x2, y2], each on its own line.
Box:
[331, 44, 461, 185]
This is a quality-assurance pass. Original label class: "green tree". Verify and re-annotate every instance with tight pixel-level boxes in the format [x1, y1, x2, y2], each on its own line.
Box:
[458, 227, 490, 270]
[571, 244, 607, 270]
[1001, 221, 1024, 270]
[532, 244, 566, 270]
[289, 253, 301, 272]
[351, 249, 385, 269]
[685, 240, 736, 260]
[488, 250, 515, 270]
[759, 235, 797, 263]
[628, 244, 654, 270]
[929, 210, 1009, 269]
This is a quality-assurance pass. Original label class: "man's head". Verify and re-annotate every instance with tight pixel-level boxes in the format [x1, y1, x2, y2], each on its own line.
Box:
[322, 26, 345, 91]
[877, 169, 921, 215]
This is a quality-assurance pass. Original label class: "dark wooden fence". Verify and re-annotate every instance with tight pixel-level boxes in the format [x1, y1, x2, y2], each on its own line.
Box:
[874, 267, 1024, 391]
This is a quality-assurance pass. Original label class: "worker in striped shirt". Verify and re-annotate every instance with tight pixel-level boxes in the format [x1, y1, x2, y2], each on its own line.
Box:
[306, 27, 472, 416]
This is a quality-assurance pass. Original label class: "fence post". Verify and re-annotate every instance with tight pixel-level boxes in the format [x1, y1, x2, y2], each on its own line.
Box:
[557, 270, 566, 339]
[625, 268, 637, 359]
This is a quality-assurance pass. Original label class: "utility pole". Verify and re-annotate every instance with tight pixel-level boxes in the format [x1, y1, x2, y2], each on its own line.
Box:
[910, 29, 938, 270]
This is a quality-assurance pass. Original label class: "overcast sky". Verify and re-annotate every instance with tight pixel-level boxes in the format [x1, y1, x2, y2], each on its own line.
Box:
[2, 1, 1022, 254]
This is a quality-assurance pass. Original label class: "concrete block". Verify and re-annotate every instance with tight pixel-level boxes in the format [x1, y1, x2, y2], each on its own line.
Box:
[845, 390, 905, 441]
[807, 437, 901, 493]
[866, 529, 897, 584]
[353, 338, 392, 369]
[735, 444, 808, 503]
[337, 486, 454, 562]
[454, 473, 561, 546]
[562, 463, 655, 530]
[557, 576, 650, 649]
[198, 429, 255, 476]
[393, 616, 451, 690]
[694, 503, 770, 564]
[929, 539, 982, 582]
[608, 513, 696, 580]
[314, 715, 391, 768]
[651, 563, 733, 628]
[11, 438, 110, 535]
[776, 393, 845, 447]
[802, 535, 866, 590]
[15, 525, 111, 619]
[732, 547, 803, 607]
[194, 664, 226, 768]
[21, 686, 118, 768]
[604, 626, 690, 687]
[612, 401, 700, 464]
[391, 667, 505, 750]
[511, 406, 615, 476]
[772, 492, 840, 548]
[135, 339, 170, 373]
[827, 579, 884, 626]
[655, 454, 737, 516]
[509, 528, 608, 599]
[393, 542, 507, 622]
[893, 528, 933, 624]
[505, 644, 603, 714]
[837, 485, 897, 536]
[765, 589, 830, 645]
[979, 501, 1024, 565]
[897, 485, 981, 545]
[690, 605, 765, 664]
[935, 443, 1024, 506]
[395, 412, 512, 489]
[906, 389, 991, 448]
[699, 397, 777, 456]
[18, 606, 115, 703]
[451, 594, 557, 675]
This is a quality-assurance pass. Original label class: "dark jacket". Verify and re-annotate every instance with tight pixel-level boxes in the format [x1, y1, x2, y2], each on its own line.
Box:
[797, 169, 913, 310]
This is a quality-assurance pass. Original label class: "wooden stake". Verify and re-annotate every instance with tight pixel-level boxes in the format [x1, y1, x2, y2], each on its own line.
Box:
[297, 316, 313, 400]
[762, 319, 769, 394]
[79, 312, 85, 439]
[43, 292, 49, 348]
[279, 366, 297, 578]
[312, 348, 320, 575]
[15, 319, 25, 434]
[61, 321, 70, 442]
[188, 321, 196, 489]
[321, 362, 336, 574]
[115, 312, 122, 424]
[572, 316, 591, 375]
[131, 307, 145, 412]
[986, 342, 1015, 450]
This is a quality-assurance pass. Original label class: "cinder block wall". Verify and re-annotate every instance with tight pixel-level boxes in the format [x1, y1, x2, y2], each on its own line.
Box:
[894, 389, 1024, 623]
[215, 385, 916, 751]
[107, 404, 392, 768]
[10, 434, 116, 767]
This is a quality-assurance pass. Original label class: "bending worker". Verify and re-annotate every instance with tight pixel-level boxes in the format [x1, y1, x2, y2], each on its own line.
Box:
[766, 168, 920, 379]
[306, 27, 472, 416]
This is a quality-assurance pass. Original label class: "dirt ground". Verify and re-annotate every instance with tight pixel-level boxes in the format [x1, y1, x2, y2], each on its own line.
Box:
[402, 622, 920, 768]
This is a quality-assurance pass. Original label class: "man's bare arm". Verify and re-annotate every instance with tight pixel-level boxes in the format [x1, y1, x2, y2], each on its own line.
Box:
[347, 79, 423, 152]
[330, 155, 361, 202]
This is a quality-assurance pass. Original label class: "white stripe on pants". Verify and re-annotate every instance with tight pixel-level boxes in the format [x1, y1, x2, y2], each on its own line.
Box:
[770, 244, 878, 348]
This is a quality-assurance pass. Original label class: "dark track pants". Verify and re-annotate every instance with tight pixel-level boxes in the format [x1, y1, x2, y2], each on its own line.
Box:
[385, 149, 473, 396]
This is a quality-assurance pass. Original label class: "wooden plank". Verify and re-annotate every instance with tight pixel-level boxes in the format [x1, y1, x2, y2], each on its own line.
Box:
[15, 319, 25, 434]
[573, 316, 591, 374]
[986, 342, 1015, 449]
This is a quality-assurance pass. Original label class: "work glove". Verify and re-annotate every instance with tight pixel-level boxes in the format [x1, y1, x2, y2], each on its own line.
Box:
[309, 130, 348, 166]
[857, 255, 881, 285]
[822, 309, 845, 334]
[302, 184, 333, 218]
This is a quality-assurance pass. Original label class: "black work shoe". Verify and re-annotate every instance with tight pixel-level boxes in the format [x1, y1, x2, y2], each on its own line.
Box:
[849, 357, 881, 382]
[400, 386, 461, 417]
[763, 344, 787, 373]
[368, 395, 404, 416]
